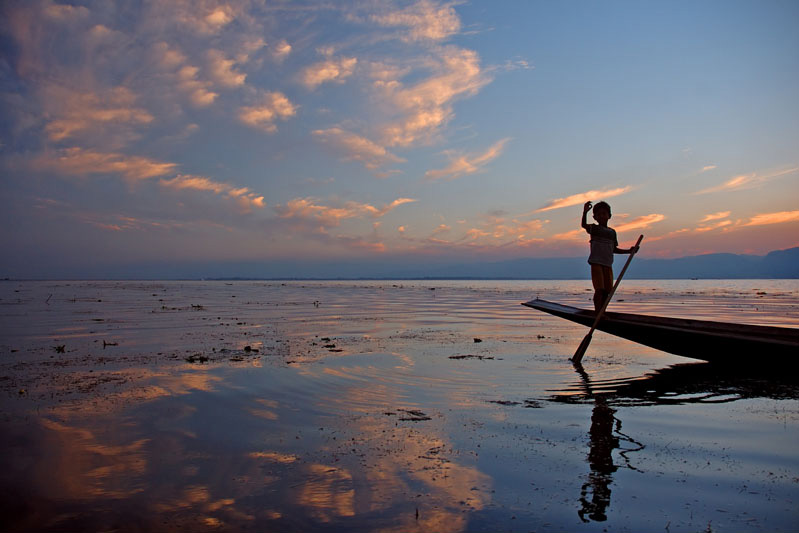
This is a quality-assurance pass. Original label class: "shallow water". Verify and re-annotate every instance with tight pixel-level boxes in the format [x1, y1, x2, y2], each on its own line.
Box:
[1, 280, 798, 532]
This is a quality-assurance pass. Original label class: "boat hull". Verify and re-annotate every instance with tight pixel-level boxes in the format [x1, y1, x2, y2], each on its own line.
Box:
[523, 299, 799, 364]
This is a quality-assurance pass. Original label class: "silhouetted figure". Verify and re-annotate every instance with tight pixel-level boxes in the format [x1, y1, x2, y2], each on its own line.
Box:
[581, 201, 639, 311]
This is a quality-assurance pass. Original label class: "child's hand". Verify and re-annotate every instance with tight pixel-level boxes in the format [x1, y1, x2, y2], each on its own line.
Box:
[583, 201, 592, 213]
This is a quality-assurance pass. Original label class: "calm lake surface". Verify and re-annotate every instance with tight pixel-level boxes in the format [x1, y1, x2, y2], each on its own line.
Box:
[1, 280, 798, 532]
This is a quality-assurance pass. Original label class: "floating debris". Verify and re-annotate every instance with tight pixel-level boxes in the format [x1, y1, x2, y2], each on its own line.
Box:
[396, 409, 431, 421]
[54, 345, 65, 353]
[473, 338, 483, 343]
[488, 400, 521, 406]
[448, 354, 494, 360]
[185, 353, 209, 364]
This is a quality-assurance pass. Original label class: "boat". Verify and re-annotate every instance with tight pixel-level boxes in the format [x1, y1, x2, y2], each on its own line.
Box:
[522, 298, 799, 363]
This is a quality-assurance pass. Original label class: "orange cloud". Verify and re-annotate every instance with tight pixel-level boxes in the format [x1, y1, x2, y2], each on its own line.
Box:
[35, 147, 176, 180]
[425, 138, 510, 180]
[272, 39, 292, 62]
[699, 211, 730, 223]
[159, 174, 266, 211]
[379, 47, 490, 147]
[275, 197, 416, 227]
[536, 186, 633, 212]
[312, 128, 404, 170]
[551, 229, 582, 241]
[614, 213, 666, 232]
[238, 91, 296, 132]
[742, 210, 799, 227]
[695, 220, 733, 232]
[371, 0, 461, 42]
[694, 167, 798, 194]
[206, 49, 246, 88]
[301, 56, 358, 89]
[44, 86, 153, 142]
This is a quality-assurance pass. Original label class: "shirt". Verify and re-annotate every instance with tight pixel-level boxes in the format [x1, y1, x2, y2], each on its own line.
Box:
[587, 224, 618, 267]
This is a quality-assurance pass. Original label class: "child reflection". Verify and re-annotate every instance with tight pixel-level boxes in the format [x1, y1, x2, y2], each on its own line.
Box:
[578, 393, 617, 522]
[573, 363, 643, 523]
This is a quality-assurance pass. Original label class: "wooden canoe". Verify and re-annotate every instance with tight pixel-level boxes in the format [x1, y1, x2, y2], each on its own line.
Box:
[522, 298, 799, 363]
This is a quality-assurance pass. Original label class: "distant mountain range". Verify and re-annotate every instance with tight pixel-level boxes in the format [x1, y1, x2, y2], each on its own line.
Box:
[378, 247, 799, 280]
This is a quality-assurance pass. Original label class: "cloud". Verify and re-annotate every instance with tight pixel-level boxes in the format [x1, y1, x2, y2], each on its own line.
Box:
[148, 42, 219, 107]
[272, 39, 292, 62]
[614, 213, 666, 233]
[418, 212, 548, 247]
[536, 186, 633, 212]
[694, 167, 798, 194]
[275, 197, 416, 228]
[34, 148, 177, 180]
[379, 46, 491, 147]
[43, 2, 90, 20]
[701, 165, 717, 172]
[741, 210, 799, 227]
[146, 2, 236, 35]
[699, 211, 731, 223]
[425, 138, 510, 180]
[160, 174, 265, 211]
[551, 229, 582, 241]
[238, 91, 297, 132]
[177, 65, 219, 107]
[301, 56, 358, 89]
[207, 49, 247, 88]
[43, 86, 154, 143]
[312, 128, 405, 170]
[695, 220, 732, 232]
[371, 0, 461, 42]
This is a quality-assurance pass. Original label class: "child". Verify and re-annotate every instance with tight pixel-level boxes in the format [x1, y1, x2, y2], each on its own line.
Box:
[581, 201, 639, 311]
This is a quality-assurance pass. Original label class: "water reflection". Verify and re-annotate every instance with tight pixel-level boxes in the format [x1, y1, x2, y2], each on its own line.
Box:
[557, 361, 799, 523]
[570, 363, 644, 522]
[559, 362, 799, 406]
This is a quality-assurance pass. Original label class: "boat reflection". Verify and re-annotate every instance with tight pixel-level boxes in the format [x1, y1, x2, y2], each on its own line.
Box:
[554, 361, 799, 523]
[557, 361, 799, 407]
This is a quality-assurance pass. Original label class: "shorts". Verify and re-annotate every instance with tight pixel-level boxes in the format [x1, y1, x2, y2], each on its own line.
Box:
[590, 263, 614, 292]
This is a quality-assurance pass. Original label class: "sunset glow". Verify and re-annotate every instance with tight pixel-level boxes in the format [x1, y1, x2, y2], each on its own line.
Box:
[1, 1, 797, 278]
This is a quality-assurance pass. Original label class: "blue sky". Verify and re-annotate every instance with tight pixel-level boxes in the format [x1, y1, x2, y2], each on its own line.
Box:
[1, 0, 798, 278]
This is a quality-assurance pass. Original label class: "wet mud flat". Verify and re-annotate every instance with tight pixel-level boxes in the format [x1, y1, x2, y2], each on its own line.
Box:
[1, 280, 798, 532]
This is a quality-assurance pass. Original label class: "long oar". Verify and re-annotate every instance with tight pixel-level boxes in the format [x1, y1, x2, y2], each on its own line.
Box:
[572, 234, 644, 364]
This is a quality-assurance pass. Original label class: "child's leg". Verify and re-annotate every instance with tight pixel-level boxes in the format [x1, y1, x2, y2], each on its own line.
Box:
[590, 264, 614, 311]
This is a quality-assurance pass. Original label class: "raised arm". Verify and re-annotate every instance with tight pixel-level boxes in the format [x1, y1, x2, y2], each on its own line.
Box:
[581, 201, 592, 232]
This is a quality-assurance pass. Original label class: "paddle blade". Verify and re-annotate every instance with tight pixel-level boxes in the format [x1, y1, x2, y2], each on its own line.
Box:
[571, 332, 593, 363]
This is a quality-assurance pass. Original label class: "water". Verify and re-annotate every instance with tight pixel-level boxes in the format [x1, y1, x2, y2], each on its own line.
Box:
[1, 280, 798, 531]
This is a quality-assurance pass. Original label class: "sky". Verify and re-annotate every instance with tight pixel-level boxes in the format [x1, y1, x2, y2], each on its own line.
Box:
[1, 0, 798, 278]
